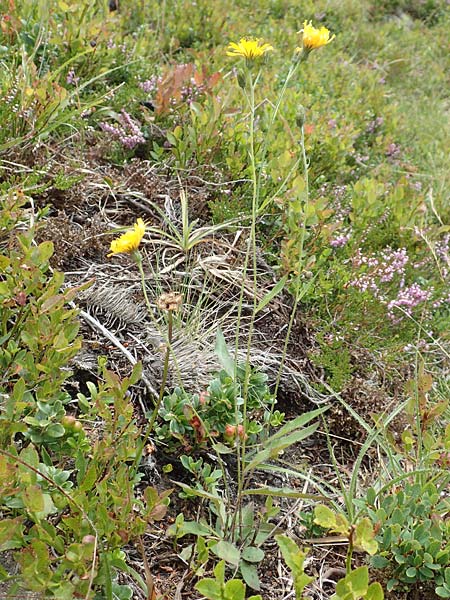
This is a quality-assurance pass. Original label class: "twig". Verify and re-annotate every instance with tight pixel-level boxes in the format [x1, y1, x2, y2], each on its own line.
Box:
[78, 307, 158, 403]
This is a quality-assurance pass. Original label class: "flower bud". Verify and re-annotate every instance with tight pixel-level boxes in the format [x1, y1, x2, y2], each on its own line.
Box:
[82, 535, 96, 545]
[199, 391, 209, 405]
[296, 105, 306, 128]
[62, 415, 76, 430]
[237, 71, 246, 89]
[237, 424, 248, 440]
[224, 424, 236, 441]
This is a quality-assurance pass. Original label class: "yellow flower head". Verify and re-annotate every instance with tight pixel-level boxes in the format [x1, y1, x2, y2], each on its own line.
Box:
[227, 38, 274, 61]
[298, 21, 334, 52]
[108, 218, 146, 257]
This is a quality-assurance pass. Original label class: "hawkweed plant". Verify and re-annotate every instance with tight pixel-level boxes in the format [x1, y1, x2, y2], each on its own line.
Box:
[226, 23, 334, 534]
[108, 220, 181, 472]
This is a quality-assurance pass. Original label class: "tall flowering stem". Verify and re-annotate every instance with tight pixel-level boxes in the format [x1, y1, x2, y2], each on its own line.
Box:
[231, 66, 259, 534]
[131, 292, 181, 475]
[226, 25, 334, 535]
[257, 51, 308, 213]
[225, 40, 272, 535]
[108, 221, 182, 473]
[274, 118, 311, 401]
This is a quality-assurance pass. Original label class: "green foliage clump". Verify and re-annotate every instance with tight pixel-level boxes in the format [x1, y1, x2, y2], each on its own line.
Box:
[310, 337, 354, 392]
[368, 0, 448, 23]
[156, 364, 280, 450]
[364, 483, 450, 596]
[0, 192, 170, 597]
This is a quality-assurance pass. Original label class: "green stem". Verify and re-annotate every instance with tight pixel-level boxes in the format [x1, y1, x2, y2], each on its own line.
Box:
[274, 123, 309, 400]
[231, 67, 259, 538]
[131, 309, 173, 474]
[346, 527, 354, 575]
[135, 253, 154, 317]
[151, 310, 173, 424]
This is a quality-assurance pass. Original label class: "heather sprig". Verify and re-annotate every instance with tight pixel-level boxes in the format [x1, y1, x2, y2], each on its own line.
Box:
[100, 109, 145, 149]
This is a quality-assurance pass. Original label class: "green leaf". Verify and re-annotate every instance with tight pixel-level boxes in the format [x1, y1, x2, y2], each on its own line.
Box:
[314, 505, 337, 529]
[212, 442, 235, 455]
[36, 240, 54, 263]
[355, 518, 378, 555]
[335, 566, 369, 597]
[267, 407, 328, 443]
[255, 275, 287, 314]
[243, 407, 328, 474]
[418, 565, 434, 578]
[251, 523, 273, 546]
[41, 294, 64, 313]
[366, 582, 384, 600]
[168, 519, 213, 538]
[242, 547, 265, 563]
[240, 560, 261, 591]
[211, 540, 241, 567]
[406, 567, 417, 578]
[213, 560, 225, 584]
[195, 578, 221, 600]
[0, 518, 24, 551]
[175, 481, 221, 502]
[215, 328, 235, 377]
[46, 423, 65, 438]
[349, 566, 369, 593]
[366, 487, 376, 506]
[20, 444, 40, 470]
[436, 587, 450, 598]
[371, 555, 390, 569]
[22, 485, 44, 514]
[244, 422, 321, 473]
[224, 578, 246, 600]
[77, 462, 98, 491]
[386, 578, 398, 592]
[275, 535, 314, 597]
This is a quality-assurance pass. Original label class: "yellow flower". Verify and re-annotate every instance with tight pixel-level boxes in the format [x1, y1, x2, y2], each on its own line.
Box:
[297, 20, 334, 52]
[108, 218, 146, 257]
[227, 38, 274, 61]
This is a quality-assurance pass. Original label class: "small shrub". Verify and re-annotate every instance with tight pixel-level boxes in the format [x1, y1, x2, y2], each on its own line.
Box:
[156, 365, 280, 451]
[364, 483, 450, 595]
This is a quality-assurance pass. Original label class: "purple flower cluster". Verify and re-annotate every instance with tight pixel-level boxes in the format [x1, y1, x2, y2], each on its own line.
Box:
[387, 283, 432, 323]
[66, 69, 80, 86]
[317, 183, 353, 249]
[100, 110, 145, 149]
[139, 75, 161, 94]
[435, 233, 450, 277]
[138, 71, 208, 109]
[386, 142, 401, 160]
[348, 246, 441, 323]
[366, 116, 384, 134]
[180, 77, 207, 104]
[330, 233, 351, 248]
[351, 247, 409, 293]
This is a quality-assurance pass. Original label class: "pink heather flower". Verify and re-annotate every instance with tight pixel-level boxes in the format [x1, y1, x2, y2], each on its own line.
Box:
[66, 69, 80, 85]
[139, 76, 160, 93]
[330, 234, 350, 248]
[386, 142, 401, 159]
[100, 110, 145, 149]
[387, 283, 432, 322]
